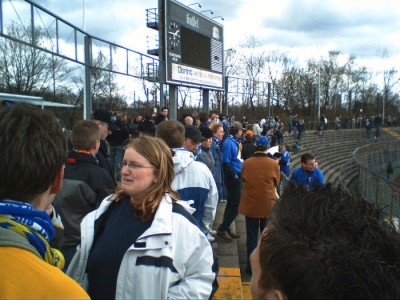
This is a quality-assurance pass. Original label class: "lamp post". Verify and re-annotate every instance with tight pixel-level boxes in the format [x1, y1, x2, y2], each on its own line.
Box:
[212, 16, 224, 21]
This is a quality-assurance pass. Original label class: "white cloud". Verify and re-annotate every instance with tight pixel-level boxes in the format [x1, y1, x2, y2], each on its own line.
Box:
[5, 0, 400, 102]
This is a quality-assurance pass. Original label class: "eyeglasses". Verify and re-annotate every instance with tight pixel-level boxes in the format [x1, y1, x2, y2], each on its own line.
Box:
[120, 161, 153, 170]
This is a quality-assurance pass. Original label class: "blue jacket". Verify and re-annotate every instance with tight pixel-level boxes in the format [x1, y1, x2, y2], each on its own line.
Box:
[279, 150, 291, 176]
[221, 135, 242, 178]
[290, 167, 324, 189]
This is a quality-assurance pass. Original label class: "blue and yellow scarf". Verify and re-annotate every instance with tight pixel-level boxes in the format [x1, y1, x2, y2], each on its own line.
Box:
[0, 199, 64, 269]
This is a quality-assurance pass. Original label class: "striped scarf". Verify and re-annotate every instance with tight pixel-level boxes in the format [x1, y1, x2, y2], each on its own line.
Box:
[212, 136, 221, 145]
[0, 199, 65, 269]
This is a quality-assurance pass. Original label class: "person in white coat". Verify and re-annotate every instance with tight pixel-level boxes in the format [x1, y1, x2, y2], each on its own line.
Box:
[67, 135, 216, 299]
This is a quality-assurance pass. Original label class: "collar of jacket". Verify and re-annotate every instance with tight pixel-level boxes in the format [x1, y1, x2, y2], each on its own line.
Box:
[67, 150, 99, 165]
[94, 194, 174, 250]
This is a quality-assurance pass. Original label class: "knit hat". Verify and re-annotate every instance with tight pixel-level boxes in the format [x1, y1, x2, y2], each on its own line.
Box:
[185, 125, 204, 142]
[92, 109, 112, 125]
[199, 127, 214, 140]
[245, 130, 253, 137]
[255, 136, 269, 147]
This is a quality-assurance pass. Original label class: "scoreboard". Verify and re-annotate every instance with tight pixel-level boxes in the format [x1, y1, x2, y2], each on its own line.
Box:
[164, 0, 224, 89]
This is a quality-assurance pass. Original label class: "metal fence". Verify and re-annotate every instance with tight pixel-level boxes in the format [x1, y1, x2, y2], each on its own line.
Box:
[353, 142, 400, 218]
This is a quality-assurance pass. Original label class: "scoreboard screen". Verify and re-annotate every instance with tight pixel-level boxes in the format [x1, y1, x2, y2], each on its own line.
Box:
[164, 0, 224, 89]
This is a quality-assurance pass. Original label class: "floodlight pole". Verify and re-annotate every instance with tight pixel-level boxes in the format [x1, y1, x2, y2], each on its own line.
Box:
[84, 36, 92, 120]
[317, 60, 321, 124]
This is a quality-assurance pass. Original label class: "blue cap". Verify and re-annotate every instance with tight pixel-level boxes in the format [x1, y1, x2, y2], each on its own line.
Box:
[255, 136, 269, 147]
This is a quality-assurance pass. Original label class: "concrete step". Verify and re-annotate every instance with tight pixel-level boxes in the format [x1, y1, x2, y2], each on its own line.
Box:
[213, 202, 243, 300]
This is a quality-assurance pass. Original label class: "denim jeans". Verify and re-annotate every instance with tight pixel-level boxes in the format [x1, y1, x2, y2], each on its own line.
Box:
[107, 145, 124, 181]
[218, 176, 242, 232]
[245, 216, 267, 264]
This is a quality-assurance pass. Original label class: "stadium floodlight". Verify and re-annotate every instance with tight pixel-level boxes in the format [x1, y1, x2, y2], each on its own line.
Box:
[188, 3, 202, 8]
[200, 9, 213, 15]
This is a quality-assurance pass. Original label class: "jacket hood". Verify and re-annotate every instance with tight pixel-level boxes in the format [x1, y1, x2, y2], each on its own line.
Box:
[172, 149, 195, 176]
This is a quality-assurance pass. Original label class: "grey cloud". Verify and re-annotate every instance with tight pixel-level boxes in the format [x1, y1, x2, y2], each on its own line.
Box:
[259, 0, 400, 58]
[263, 1, 399, 37]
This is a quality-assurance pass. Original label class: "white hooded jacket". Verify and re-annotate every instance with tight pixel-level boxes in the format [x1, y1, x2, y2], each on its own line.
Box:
[66, 194, 216, 299]
[171, 149, 218, 230]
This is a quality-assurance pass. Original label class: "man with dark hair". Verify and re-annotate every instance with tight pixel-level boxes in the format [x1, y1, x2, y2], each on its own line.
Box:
[217, 121, 243, 240]
[184, 125, 204, 153]
[0, 103, 88, 298]
[156, 121, 218, 241]
[199, 111, 211, 129]
[154, 106, 169, 125]
[53, 120, 115, 267]
[290, 152, 324, 189]
[250, 184, 400, 299]
[138, 113, 156, 136]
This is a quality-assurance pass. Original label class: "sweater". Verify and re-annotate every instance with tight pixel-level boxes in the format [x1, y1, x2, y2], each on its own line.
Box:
[0, 227, 88, 299]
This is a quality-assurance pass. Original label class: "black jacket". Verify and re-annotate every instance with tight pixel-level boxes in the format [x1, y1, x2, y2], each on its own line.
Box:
[97, 139, 115, 183]
[53, 151, 115, 247]
[242, 139, 255, 161]
[107, 120, 130, 146]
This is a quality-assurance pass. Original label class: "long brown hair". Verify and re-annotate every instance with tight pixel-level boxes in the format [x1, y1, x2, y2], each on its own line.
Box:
[113, 135, 179, 221]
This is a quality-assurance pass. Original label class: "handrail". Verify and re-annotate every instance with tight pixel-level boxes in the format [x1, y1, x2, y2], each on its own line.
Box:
[352, 141, 400, 218]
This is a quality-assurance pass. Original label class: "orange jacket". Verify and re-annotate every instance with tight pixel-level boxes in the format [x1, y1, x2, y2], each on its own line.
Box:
[239, 154, 280, 219]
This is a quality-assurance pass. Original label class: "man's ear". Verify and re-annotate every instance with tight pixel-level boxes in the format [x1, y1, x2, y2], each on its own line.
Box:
[50, 165, 64, 194]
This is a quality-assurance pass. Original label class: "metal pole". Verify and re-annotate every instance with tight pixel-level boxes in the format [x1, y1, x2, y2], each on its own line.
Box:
[223, 76, 229, 116]
[203, 89, 209, 112]
[169, 84, 178, 120]
[84, 36, 92, 120]
[83, 0, 86, 31]
[317, 61, 321, 124]
[0, 0, 3, 34]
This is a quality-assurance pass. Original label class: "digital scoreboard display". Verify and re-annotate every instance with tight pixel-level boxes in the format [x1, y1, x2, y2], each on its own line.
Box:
[165, 0, 224, 89]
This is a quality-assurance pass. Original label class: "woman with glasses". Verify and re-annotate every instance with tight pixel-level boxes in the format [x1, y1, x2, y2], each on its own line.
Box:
[67, 135, 216, 299]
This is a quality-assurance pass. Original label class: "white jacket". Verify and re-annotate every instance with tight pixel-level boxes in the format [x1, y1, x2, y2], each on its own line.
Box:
[171, 149, 218, 230]
[67, 194, 216, 299]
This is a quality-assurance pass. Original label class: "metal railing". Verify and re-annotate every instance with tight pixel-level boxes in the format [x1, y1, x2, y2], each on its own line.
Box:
[1, 0, 162, 80]
[353, 142, 400, 218]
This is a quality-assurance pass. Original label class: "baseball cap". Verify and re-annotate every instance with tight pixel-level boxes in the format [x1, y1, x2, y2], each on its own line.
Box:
[199, 127, 214, 140]
[92, 109, 112, 125]
[231, 121, 244, 131]
[245, 130, 253, 137]
[255, 136, 269, 147]
[185, 125, 204, 142]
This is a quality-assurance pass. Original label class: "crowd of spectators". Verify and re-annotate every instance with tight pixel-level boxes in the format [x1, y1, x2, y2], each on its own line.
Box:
[2, 103, 399, 299]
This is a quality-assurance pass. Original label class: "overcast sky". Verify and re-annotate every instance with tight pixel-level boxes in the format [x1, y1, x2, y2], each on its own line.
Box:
[26, 0, 400, 71]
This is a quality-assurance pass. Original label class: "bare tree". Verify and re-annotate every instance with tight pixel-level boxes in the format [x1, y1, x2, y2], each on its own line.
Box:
[238, 36, 267, 115]
[0, 22, 72, 95]
[89, 51, 127, 111]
